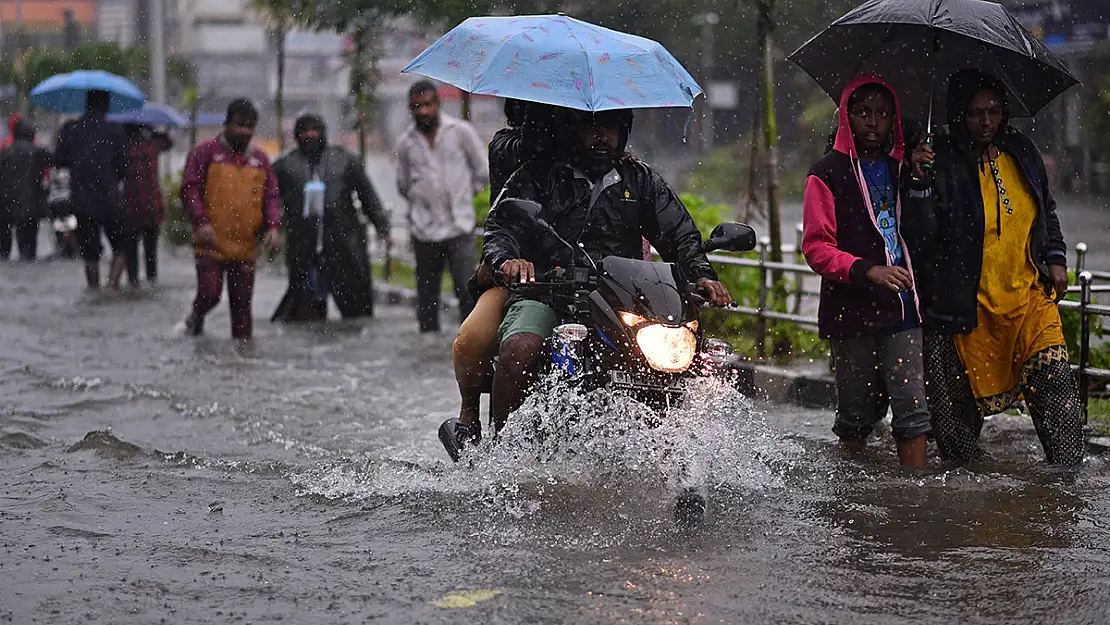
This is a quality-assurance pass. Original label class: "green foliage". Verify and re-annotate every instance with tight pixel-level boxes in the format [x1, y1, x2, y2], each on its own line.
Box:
[685, 146, 810, 208]
[474, 186, 491, 226]
[1, 42, 193, 113]
[162, 174, 191, 247]
[685, 149, 749, 207]
[679, 192, 824, 364]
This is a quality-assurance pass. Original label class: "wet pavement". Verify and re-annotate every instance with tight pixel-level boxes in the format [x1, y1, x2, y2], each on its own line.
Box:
[1, 247, 1109, 625]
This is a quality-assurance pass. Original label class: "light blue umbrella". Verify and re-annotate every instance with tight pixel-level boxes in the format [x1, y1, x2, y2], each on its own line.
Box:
[402, 14, 702, 112]
[30, 70, 144, 114]
[107, 103, 191, 127]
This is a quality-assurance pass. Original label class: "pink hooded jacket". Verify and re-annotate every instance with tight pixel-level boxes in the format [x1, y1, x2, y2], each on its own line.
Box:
[800, 74, 919, 338]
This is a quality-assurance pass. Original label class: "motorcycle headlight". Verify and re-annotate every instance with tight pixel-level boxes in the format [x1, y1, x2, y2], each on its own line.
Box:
[636, 324, 697, 373]
[620, 311, 647, 327]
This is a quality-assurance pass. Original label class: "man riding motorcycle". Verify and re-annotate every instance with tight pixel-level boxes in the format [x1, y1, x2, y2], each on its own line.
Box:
[439, 106, 732, 458]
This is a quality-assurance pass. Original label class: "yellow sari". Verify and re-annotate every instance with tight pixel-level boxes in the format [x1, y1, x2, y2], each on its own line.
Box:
[953, 152, 1068, 415]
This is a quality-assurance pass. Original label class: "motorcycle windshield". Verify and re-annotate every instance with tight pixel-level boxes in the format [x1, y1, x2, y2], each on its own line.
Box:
[597, 257, 688, 324]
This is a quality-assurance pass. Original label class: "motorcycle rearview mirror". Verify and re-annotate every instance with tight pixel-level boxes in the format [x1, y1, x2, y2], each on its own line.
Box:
[703, 222, 757, 253]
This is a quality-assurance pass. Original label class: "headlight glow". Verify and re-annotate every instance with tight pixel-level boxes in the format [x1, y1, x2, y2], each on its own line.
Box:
[620, 311, 647, 327]
[636, 324, 697, 373]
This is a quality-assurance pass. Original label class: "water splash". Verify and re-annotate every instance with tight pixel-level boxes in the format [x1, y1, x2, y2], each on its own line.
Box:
[290, 376, 801, 522]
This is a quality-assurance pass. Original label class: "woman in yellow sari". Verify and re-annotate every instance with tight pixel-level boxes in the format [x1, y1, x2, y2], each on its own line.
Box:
[905, 70, 1084, 465]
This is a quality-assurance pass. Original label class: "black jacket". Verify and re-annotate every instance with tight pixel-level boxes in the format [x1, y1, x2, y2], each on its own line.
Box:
[483, 157, 716, 306]
[488, 127, 525, 201]
[903, 128, 1066, 335]
[53, 114, 128, 220]
[0, 139, 51, 221]
[271, 146, 389, 321]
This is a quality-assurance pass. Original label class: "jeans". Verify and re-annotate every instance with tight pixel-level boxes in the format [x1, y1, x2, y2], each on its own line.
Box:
[412, 235, 476, 333]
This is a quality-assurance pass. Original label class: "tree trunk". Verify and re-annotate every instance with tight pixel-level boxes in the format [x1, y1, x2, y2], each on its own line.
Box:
[186, 85, 199, 153]
[354, 26, 368, 163]
[460, 90, 472, 122]
[275, 22, 286, 152]
[759, 1, 782, 269]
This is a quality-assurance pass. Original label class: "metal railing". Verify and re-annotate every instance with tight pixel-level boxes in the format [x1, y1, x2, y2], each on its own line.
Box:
[709, 233, 1110, 419]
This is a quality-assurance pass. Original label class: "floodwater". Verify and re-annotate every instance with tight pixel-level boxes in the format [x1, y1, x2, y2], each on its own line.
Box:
[1, 250, 1109, 625]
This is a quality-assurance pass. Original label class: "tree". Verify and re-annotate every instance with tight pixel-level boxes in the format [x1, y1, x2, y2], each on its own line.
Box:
[253, 0, 299, 151]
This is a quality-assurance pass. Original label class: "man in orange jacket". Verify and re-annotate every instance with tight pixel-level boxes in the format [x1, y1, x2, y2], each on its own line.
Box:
[180, 99, 280, 339]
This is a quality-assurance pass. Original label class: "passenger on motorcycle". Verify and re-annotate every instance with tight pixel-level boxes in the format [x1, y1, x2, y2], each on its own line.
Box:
[440, 106, 732, 455]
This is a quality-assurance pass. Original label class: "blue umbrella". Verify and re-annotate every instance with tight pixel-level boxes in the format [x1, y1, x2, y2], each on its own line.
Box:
[107, 103, 191, 127]
[402, 14, 702, 112]
[30, 70, 144, 114]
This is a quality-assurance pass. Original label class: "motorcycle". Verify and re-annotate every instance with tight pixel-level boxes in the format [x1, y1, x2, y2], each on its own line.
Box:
[496, 199, 757, 411]
[477, 199, 758, 527]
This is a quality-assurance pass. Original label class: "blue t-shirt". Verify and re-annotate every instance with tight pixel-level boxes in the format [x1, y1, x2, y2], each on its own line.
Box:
[860, 159, 917, 328]
[859, 160, 903, 267]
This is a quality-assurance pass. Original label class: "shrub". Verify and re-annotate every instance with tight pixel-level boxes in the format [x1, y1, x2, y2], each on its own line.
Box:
[679, 192, 825, 364]
[162, 174, 190, 247]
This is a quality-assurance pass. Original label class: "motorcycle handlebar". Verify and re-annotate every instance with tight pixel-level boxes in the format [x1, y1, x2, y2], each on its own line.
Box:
[687, 283, 739, 309]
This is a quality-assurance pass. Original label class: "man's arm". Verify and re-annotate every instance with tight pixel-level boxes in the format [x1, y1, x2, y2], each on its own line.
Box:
[395, 137, 413, 202]
[481, 169, 537, 271]
[641, 169, 716, 282]
[182, 145, 210, 226]
[348, 155, 390, 237]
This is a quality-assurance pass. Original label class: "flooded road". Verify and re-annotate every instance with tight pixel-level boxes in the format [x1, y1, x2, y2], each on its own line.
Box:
[1, 251, 1109, 625]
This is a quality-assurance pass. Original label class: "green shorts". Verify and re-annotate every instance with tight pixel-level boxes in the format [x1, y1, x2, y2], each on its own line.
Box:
[499, 300, 562, 344]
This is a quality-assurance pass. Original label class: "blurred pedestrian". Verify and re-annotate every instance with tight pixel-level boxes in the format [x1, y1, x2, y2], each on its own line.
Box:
[121, 124, 173, 287]
[1, 113, 23, 149]
[180, 99, 280, 339]
[0, 118, 50, 261]
[395, 81, 488, 333]
[53, 90, 129, 288]
[905, 69, 1083, 465]
[801, 75, 931, 468]
[271, 113, 391, 322]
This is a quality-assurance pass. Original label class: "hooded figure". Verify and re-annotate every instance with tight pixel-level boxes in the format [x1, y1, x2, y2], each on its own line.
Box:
[802, 74, 918, 338]
[0, 118, 51, 260]
[272, 113, 390, 322]
[903, 69, 1082, 466]
[801, 75, 931, 467]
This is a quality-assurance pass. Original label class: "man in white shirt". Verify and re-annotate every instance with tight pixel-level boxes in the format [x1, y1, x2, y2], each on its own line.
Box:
[395, 81, 489, 333]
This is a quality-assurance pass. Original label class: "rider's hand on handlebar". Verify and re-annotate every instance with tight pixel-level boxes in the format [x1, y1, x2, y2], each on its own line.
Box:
[697, 278, 733, 307]
[500, 259, 536, 284]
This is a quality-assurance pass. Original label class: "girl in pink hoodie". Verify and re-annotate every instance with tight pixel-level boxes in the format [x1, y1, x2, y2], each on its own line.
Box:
[801, 74, 934, 468]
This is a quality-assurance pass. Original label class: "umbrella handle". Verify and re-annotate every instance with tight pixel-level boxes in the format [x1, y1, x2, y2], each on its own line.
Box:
[922, 34, 940, 172]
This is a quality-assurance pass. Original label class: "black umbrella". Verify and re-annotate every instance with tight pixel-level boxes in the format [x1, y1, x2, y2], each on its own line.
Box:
[788, 0, 1079, 131]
